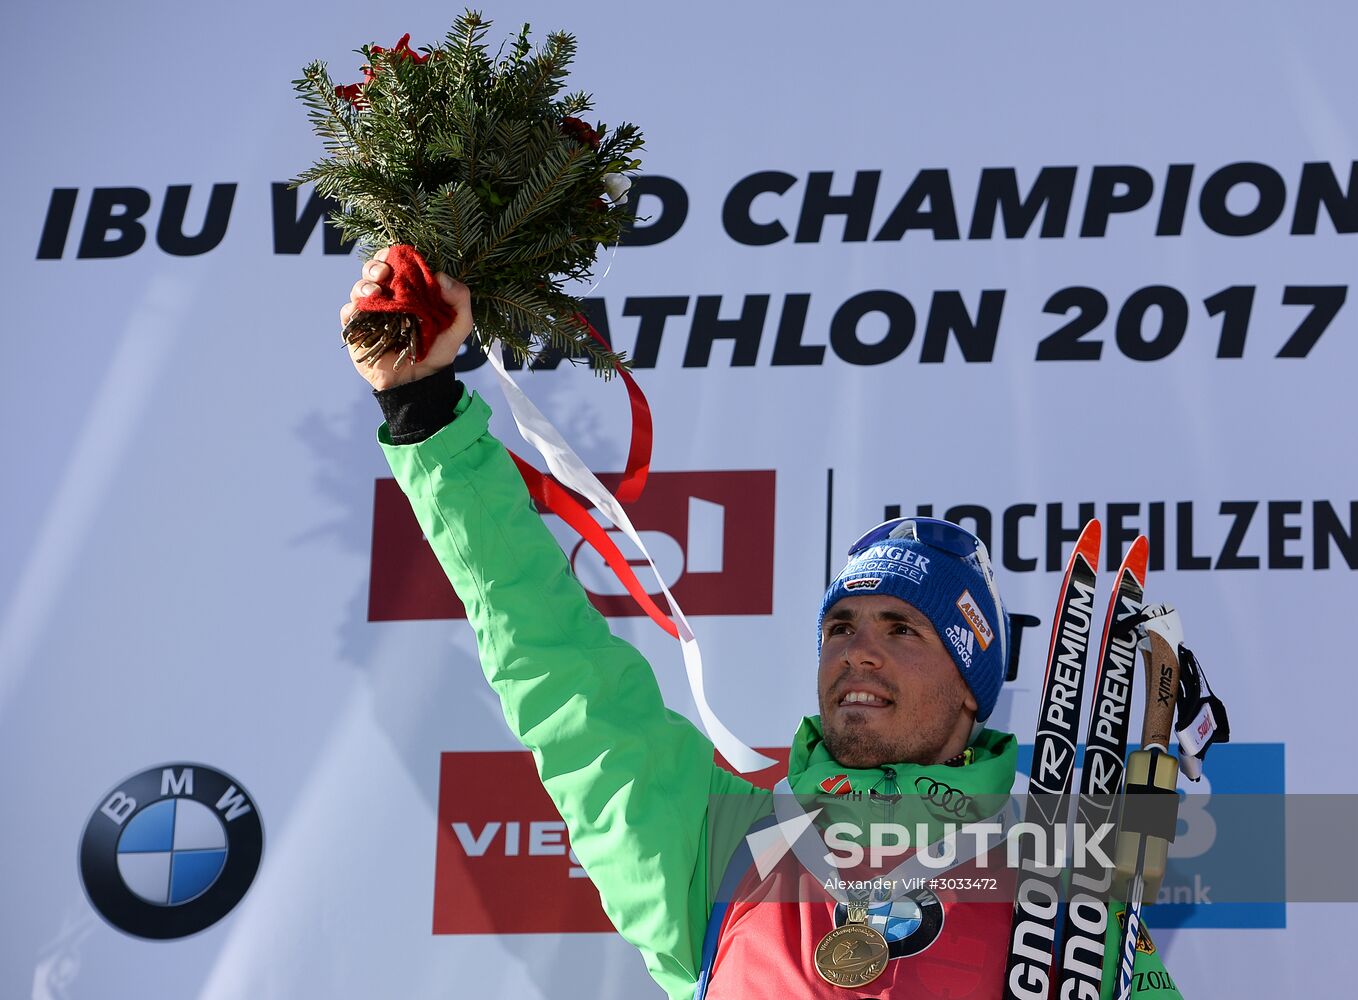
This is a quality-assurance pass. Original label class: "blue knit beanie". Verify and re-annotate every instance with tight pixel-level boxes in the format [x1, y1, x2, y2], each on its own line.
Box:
[818, 520, 1009, 721]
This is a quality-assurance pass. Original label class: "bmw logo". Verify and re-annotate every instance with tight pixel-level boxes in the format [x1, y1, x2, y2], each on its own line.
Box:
[835, 888, 945, 959]
[79, 763, 263, 939]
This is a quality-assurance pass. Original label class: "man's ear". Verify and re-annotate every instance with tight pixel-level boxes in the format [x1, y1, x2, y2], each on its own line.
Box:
[962, 687, 978, 715]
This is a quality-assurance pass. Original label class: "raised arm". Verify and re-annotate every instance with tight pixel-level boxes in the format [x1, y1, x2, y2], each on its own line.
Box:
[343, 255, 761, 998]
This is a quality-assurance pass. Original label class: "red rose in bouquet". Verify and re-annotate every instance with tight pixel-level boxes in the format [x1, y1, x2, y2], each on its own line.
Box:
[560, 116, 601, 150]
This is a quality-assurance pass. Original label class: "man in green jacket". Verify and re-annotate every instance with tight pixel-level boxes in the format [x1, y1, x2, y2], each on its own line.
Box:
[339, 254, 1184, 999]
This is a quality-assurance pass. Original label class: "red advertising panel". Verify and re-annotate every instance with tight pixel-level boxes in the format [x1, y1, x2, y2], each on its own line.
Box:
[433, 748, 791, 934]
[372, 470, 776, 621]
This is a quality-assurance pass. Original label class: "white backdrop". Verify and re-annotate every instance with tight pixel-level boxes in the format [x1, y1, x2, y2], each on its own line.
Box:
[3, 1, 1356, 997]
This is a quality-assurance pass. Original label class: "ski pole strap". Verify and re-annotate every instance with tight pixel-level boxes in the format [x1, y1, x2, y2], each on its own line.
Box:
[1174, 643, 1231, 781]
[1112, 609, 1150, 637]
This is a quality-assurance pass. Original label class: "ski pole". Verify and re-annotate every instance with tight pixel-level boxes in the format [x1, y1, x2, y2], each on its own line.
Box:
[1113, 606, 1184, 1000]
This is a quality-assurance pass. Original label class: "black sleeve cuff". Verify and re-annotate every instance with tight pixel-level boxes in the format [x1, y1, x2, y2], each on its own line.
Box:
[373, 365, 465, 445]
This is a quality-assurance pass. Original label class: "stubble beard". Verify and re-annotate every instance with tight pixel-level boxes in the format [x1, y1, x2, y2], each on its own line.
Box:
[822, 713, 951, 769]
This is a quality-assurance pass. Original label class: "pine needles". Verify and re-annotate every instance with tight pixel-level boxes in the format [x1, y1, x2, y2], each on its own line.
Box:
[293, 10, 643, 372]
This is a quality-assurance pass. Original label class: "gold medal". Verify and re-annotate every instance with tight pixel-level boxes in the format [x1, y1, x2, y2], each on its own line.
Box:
[813, 900, 889, 988]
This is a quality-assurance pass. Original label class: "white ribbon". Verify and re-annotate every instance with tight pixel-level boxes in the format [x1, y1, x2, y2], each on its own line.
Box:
[486, 341, 774, 773]
[579, 241, 619, 299]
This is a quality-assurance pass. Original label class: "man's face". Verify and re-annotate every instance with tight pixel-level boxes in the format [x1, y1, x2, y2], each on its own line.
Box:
[817, 594, 978, 768]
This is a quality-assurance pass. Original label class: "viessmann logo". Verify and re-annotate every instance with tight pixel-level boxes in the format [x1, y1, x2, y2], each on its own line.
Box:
[370, 470, 776, 621]
[433, 748, 789, 934]
[433, 752, 613, 934]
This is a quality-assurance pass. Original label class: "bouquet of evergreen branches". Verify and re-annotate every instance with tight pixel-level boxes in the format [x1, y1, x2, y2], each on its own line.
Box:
[293, 10, 643, 372]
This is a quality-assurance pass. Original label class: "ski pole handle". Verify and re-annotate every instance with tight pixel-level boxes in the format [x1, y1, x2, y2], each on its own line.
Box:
[1139, 628, 1182, 752]
[1114, 625, 1185, 901]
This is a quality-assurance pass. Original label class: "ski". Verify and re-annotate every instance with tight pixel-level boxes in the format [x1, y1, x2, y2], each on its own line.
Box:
[1054, 535, 1149, 999]
[1003, 519, 1102, 1000]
